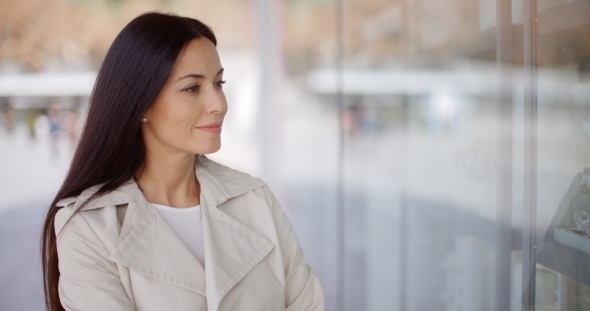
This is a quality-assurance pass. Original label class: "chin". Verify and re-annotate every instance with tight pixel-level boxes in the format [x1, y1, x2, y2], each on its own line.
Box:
[193, 142, 221, 155]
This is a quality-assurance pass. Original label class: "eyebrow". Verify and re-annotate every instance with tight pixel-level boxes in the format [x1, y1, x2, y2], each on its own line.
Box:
[176, 68, 224, 82]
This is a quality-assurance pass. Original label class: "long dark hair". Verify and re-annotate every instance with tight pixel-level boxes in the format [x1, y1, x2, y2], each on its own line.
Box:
[41, 12, 216, 311]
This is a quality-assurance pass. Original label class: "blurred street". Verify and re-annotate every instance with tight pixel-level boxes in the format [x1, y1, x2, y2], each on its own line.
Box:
[0, 128, 71, 214]
[0, 201, 47, 311]
[0, 127, 71, 310]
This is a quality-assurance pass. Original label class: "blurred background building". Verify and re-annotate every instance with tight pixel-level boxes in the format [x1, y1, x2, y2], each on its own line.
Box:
[1, 0, 590, 310]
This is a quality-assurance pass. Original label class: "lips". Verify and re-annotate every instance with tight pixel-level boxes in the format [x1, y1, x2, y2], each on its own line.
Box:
[196, 122, 222, 134]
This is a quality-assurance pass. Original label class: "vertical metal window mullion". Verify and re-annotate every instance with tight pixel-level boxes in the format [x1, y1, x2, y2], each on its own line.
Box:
[335, 0, 345, 310]
[495, 0, 514, 310]
[521, 0, 538, 310]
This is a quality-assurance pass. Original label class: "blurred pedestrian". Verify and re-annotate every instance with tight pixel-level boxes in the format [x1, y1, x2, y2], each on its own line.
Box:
[40, 12, 326, 311]
[47, 105, 62, 156]
[33, 113, 50, 140]
[1, 103, 16, 134]
[25, 109, 42, 139]
[62, 110, 79, 148]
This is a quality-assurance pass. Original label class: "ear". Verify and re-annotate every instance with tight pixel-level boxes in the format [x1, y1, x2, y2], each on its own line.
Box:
[142, 104, 156, 123]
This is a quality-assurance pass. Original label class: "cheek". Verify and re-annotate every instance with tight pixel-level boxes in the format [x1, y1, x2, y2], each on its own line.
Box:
[147, 95, 222, 153]
[150, 98, 202, 140]
[156, 94, 202, 123]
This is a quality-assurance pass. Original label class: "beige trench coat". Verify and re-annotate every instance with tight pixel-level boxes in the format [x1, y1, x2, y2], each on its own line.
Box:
[54, 157, 326, 311]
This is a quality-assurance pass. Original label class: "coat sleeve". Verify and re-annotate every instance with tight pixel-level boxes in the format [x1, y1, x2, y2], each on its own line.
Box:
[262, 186, 327, 311]
[55, 207, 135, 311]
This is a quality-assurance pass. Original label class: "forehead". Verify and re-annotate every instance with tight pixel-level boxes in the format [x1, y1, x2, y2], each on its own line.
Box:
[170, 38, 221, 77]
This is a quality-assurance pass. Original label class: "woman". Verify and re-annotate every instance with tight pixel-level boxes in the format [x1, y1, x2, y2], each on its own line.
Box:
[41, 12, 326, 311]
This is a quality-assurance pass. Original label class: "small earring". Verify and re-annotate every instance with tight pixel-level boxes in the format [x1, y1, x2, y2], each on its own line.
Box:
[142, 117, 148, 123]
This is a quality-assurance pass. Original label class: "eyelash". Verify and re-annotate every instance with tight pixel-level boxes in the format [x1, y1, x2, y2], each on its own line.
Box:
[184, 85, 200, 93]
[215, 80, 227, 88]
[184, 80, 226, 93]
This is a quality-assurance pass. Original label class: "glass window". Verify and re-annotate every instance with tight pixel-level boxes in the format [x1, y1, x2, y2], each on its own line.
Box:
[533, 0, 590, 309]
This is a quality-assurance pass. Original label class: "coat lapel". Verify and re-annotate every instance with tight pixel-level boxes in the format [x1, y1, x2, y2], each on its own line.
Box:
[108, 181, 207, 296]
[200, 198, 275, 310]
[69, 156, 275, 309]
[196, 157, 275, 310]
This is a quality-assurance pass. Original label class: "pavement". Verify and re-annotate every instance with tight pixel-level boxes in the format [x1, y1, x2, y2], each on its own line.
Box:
[0, 128, 71, 311]
[0, 201, 47, 311]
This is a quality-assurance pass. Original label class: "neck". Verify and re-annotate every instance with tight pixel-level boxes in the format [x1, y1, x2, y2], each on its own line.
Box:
[135, 148, 200, 208]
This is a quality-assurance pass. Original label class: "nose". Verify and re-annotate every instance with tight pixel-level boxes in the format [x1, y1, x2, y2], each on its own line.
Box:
[204, 85, 227, 115]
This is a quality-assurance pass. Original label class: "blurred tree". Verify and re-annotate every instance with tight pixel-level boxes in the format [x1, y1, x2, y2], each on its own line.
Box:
[0, 0, 255, 72]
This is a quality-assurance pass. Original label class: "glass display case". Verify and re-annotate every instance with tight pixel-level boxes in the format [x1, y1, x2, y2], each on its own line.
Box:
[531, 0, 590, 309]
[323, 0, 590, 310]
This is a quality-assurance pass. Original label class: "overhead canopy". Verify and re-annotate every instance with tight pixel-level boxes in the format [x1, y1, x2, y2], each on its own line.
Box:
[0, 72, 97, 97]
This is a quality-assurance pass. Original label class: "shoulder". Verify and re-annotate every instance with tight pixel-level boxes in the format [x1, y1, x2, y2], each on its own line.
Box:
[54, 186, 124, 247]
[222, 185, 284, 228]
[54, 201, 122, 261]
[198, 156, 265, 187]
[54, 182, 105, 228]
[197, 156, 268, 203]
[53, 199, 100, 248]
[54, 199, 77, 236]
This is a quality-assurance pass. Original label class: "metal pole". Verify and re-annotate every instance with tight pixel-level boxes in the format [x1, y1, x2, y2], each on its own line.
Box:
[521, 0, 538, 309]
[335, 0, 345, 309]
[495, 0, 514, 310]
[255, 0, 283, 187]
[400, 2, 410, 311]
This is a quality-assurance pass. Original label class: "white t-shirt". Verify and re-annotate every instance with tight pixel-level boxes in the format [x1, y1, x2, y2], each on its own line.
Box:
[151, 203, 205, 267]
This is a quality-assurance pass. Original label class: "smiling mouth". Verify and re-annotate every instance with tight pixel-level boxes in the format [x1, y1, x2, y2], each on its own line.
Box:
[196, 122, 222, 134]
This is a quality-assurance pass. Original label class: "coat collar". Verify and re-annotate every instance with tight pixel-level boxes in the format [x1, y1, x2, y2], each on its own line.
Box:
[57, 156, 274, 309]
[65, 156, 267, 212]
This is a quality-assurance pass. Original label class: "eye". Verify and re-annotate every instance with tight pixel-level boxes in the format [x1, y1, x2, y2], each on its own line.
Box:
[184, 84, 200, 93]
[215, 80, 227, 89]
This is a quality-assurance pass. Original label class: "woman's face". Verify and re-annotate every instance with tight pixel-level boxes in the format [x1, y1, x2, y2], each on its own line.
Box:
[142, 37, 227, 156]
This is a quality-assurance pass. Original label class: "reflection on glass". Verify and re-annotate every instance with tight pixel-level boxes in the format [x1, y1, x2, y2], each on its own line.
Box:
[573, 211, 589, 230]
[534, 0, 590, 309]
[335, 0, 503, 310]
